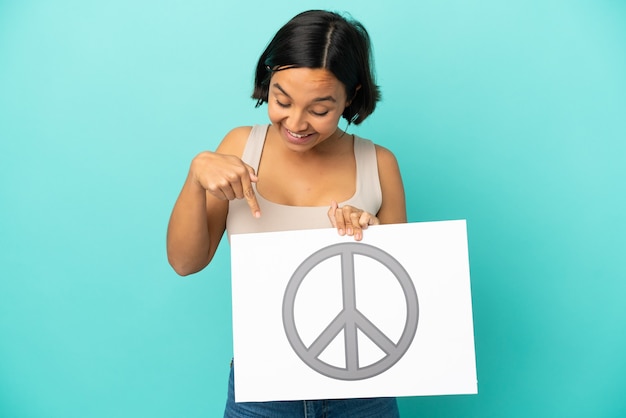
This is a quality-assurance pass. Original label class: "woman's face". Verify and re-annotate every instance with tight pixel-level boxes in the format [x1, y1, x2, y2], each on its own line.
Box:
[267, 67, 349, 152]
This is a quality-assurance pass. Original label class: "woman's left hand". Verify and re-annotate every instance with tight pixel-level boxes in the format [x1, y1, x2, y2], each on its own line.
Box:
[328, 200, 380, 241]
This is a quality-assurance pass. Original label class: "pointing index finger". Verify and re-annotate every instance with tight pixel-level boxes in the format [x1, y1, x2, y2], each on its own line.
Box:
[244, 165, 261, 218]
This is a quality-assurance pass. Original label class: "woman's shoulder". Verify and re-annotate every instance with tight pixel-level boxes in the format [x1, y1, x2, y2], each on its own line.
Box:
[222, 125, 254, 144]
[216, 125, 255, 154]
[352, 135, 399, 167]
[374, 143, 398, 163]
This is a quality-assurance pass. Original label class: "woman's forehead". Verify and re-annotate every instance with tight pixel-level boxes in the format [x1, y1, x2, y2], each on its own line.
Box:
[270, 68, 347, 98]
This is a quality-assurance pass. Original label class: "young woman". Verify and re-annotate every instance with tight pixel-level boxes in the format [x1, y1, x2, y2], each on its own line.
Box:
[167, 10, 406, 417]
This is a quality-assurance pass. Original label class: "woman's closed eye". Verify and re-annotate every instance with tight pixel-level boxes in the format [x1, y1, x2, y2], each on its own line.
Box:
[311, 109, 329, 116]
[276, 100, 329, 117]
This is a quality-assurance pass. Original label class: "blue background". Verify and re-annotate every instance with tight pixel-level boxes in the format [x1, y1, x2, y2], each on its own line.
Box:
[1, 0, 625, 417]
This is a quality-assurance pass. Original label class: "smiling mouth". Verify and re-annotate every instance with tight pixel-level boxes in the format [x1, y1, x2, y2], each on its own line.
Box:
[286, 129, 313, 139]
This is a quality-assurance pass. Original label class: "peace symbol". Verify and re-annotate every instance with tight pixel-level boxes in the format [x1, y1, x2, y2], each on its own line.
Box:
[282, 242, 419, 381]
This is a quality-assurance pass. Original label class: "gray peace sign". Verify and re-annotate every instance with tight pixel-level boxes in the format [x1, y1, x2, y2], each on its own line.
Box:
[282, 242, 419, 381]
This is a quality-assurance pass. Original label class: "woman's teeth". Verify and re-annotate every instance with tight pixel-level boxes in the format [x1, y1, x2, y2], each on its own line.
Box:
[288, 129, 310, 138]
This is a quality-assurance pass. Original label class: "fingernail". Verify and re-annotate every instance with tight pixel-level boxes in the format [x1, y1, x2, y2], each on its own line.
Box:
[338, 228, 344, 235]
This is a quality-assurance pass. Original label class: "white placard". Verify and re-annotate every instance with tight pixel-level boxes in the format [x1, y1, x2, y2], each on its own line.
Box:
[230, 220, 477, 402]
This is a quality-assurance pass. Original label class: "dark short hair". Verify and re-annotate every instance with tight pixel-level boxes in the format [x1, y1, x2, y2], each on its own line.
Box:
[252, 10, 381, 125]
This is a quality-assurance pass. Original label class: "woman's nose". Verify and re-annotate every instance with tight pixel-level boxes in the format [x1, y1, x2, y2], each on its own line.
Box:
[286, 109, 308, 132]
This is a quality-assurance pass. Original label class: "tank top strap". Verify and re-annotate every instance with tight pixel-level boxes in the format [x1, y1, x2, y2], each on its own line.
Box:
[241, 124, 269, 172]
[353, 136, 382, 209]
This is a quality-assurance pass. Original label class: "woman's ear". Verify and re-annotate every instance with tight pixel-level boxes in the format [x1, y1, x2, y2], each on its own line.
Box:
[346, 84, 362, 107]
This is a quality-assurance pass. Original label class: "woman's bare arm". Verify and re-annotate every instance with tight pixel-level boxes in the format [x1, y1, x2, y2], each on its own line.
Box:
[375, 144, 407, 225]
[166, 127, 257, 276]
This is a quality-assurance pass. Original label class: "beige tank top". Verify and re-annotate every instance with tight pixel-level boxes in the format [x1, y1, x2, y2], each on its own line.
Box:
[226, 125, 382, 238]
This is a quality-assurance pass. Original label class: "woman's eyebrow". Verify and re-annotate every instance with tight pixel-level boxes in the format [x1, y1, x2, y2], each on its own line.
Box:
[272, 83, 336, 103]
[313, 95, 336, 103]
[273, 83, 291, 98]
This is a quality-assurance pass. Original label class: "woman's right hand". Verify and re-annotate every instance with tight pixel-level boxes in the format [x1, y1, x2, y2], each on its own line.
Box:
[167, 128, 259, 276]
[190, 151, 261, 218]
